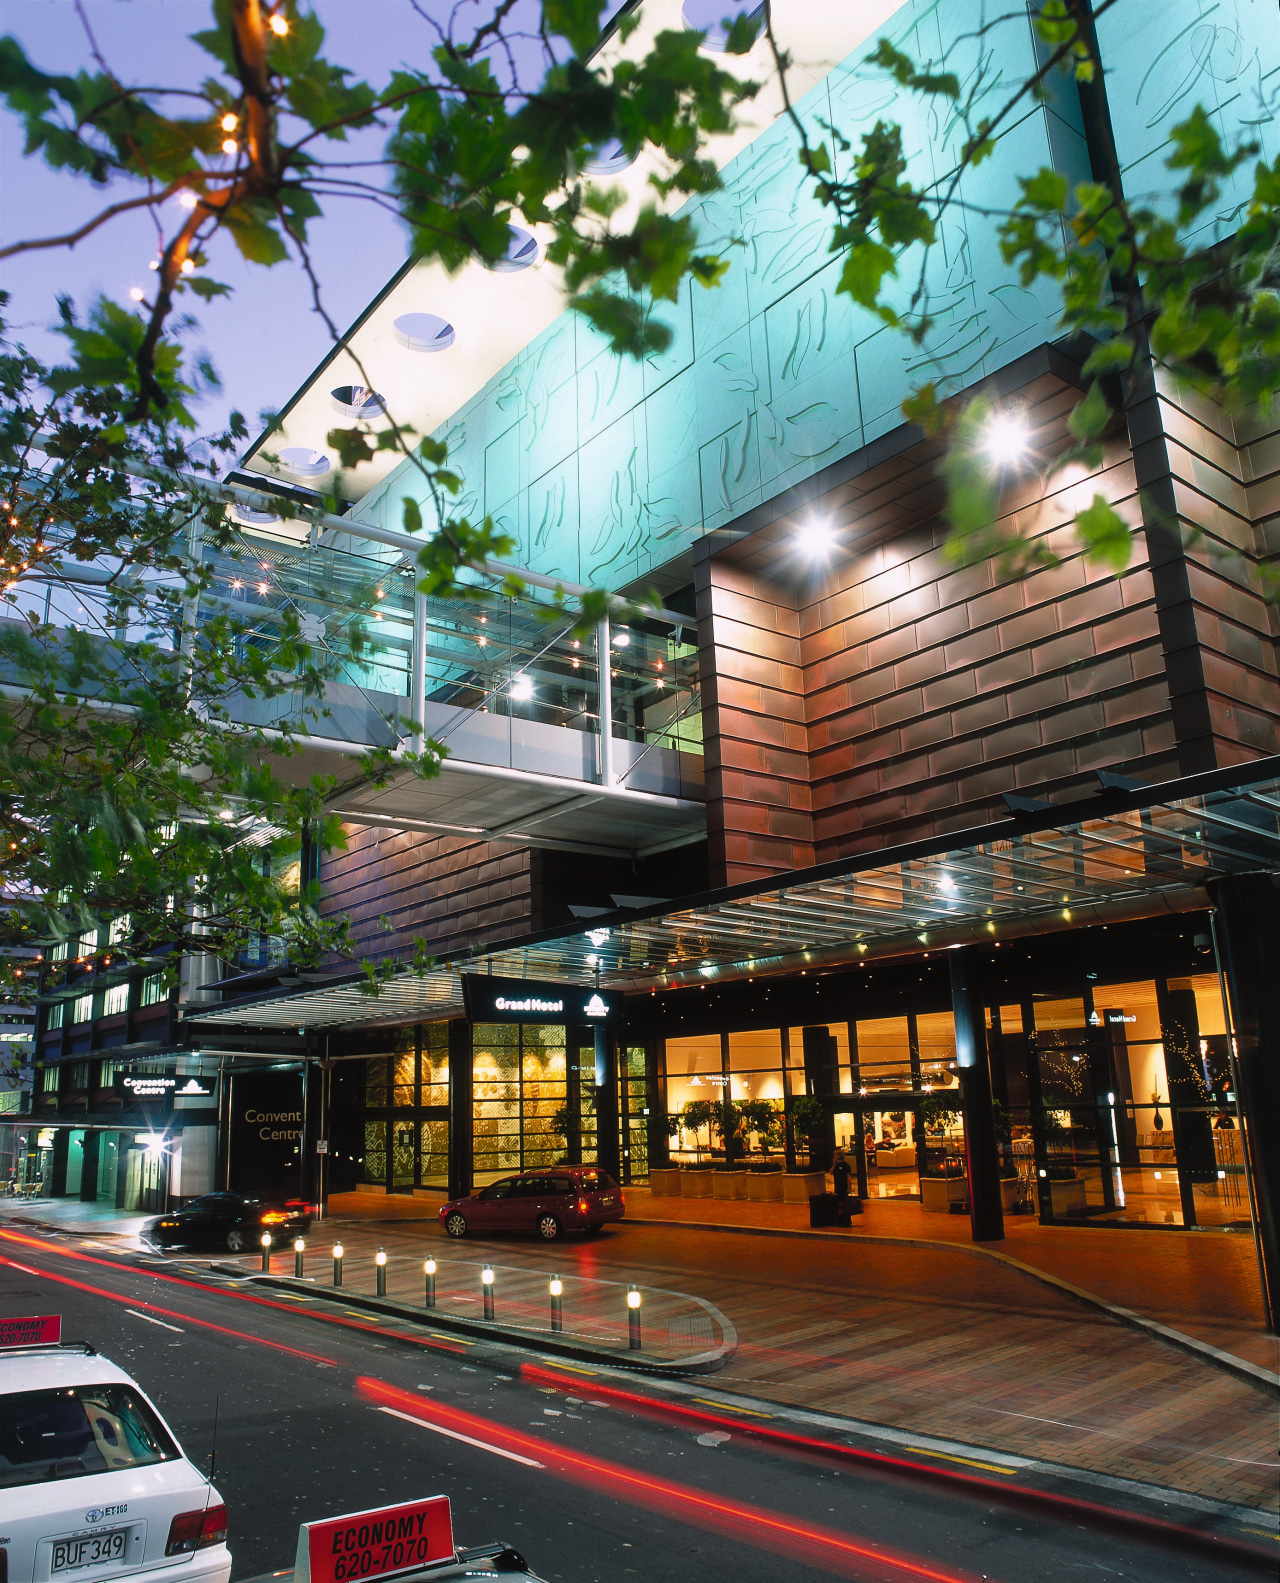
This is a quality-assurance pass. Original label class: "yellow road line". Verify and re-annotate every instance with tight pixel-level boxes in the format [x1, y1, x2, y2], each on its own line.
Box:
[904, 1446, 1018, 1475]
[691, 1399, 772, 1417]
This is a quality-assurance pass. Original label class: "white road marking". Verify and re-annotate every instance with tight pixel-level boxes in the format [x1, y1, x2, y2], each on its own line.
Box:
[376, 1407, 544, 1468]
[126, 1309, 184, 1333]
[696, 1431, 731, 1447]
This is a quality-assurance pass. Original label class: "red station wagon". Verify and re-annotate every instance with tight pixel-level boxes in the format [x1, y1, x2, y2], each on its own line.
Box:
[439, 1167, 624, 1241]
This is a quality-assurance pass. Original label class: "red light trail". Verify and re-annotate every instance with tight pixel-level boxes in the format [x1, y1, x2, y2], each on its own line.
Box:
[356, 1375, 982, 1583]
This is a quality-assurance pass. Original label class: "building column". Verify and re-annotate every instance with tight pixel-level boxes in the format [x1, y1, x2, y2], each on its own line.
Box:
[950, 949, 1004, 1242]
[594, 1025, 620, 1180]
[1207, 873, 1280, 1332]
[447, 1019, 473, 1200]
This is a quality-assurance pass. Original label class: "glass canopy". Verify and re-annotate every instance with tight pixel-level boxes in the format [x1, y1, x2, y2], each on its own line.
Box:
[184, 758, 1280, 1031]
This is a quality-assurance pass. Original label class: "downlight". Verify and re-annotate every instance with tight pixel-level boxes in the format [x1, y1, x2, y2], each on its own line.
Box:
[278, 447, 330, 478]
[487, 225, 541, 273]
[681, 0, 767, 52]
[331, 384, 387, 419]
[393, 313, 456, 352]
[584, 138, 635, 176]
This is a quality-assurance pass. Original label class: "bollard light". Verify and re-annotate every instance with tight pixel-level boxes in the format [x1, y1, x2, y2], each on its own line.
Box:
[332, 1242, 344, 1287]
[424, 1257, 437, 1310]
[260, 1231, 272, 1273]
[481, 1263, 495, 1321]
[627, 1284, 642, 1351]
[376, 1246, 387, 1297]
[550, 1275, 563, 1333]
[294, 1237, 305, 1279]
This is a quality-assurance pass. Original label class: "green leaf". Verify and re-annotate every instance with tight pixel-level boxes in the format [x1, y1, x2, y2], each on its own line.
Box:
[402, 496, 423, 536]
[1081, 337, 1136, 376]
[1074, 494, 1133, 571]
[1068, 380, 1111, 443]
[184, 278, 233, 302]
[837, 239, 897, 308]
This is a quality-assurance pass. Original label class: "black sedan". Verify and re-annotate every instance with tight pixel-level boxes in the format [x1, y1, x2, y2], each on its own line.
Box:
[143, 1191, 312, 1253]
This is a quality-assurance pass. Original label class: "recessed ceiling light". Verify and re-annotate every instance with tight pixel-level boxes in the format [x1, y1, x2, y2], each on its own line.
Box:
[487, 225, 540, 273]
[278, 446, 330, 477]
[393, 313, 456, 352]
[584, 138, 635, 176]
[331, 384, 387, 418]
[231, 504, 282, 528]
[681, 0, 765, 52]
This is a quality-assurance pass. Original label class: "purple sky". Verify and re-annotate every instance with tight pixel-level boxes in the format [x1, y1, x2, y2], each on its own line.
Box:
[0, 0, 536, 458]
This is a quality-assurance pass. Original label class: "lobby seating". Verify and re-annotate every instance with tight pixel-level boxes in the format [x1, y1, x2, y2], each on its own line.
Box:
[875, 1145, 917, 1169]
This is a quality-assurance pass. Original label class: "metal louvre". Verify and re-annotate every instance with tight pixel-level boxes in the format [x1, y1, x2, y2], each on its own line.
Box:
[183, 760, 1280, 1032]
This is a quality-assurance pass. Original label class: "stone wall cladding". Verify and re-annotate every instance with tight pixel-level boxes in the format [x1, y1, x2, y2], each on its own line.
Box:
[319, 825, 532, 961]
[697, 364, 1279, 885]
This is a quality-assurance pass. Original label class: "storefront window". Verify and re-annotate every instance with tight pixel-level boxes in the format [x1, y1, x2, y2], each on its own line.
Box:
[364, 1119, 386, 1185]
[472, 1023, 566, 1182]
[364, 1058, 388, 1108]
[855, 1016, 912, 1090]
[392, 1051, 415, 1106]
[422, 1023, 449, 1105]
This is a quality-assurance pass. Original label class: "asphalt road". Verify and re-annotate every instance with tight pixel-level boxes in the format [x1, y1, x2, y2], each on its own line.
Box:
[0, 1223, 1271, 1583]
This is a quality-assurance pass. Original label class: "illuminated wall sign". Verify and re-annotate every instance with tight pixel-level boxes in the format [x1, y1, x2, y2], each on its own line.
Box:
[115, 1070, 177, 1100]
[463, 973, 620, 1025]
[1104, 1010, 1137, 1025]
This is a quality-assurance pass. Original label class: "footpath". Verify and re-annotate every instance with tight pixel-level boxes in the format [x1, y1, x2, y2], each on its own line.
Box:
[4, 1194, 1277, 1519]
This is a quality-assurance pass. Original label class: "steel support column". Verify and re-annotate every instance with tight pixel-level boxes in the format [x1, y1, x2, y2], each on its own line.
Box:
[950, 949, 1004, 1242]
[1206, 872, 1279, 1332]
[447, 1018, 473, 1201]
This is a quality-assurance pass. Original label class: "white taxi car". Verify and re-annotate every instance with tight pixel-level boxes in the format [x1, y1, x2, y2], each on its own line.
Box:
[0, 1343, 230, 1583]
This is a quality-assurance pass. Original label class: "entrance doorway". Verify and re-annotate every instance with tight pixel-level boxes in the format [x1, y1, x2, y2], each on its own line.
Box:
[857, 1109, 920, 1199]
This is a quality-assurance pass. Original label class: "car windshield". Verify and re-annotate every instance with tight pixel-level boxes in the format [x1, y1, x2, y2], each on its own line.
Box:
[0, 1385, 180, 1487]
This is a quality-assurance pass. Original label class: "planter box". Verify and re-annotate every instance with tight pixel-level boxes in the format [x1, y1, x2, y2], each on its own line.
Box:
[782, 1171, 826, 1203]
[712, 1171, 747, 1200]
[1049, 1177, 1088, 1216]
[746, 1172, 784, 1202]
[920, 1175, 968, 1213]
[1000, 1177, 1023, 1213]
[648, 1168, 683, 1197]
[682, 1171, 715, 1197]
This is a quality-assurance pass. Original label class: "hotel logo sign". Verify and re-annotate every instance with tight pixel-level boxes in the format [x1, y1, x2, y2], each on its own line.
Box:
[463, 973, 620, 1026]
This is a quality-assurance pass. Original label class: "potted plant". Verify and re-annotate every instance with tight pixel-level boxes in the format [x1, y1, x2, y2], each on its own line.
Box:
[782, 1096, 828, 1200]
[1046, 1162, 1087, 1216]
[680, 1100, 720, 1193]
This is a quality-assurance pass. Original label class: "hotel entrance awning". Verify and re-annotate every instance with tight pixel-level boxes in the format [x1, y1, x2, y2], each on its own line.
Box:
[182, 757, 1280, 1033]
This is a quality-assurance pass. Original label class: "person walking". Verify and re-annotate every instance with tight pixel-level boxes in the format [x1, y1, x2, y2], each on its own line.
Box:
[831, 1147, 853, 1225]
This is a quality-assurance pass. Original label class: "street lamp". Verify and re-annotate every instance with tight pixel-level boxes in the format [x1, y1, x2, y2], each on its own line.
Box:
[627, 1285, 641, 1351]
[260, 1231, 271, 1273]
[424, 1257, 436, 1310]
[549, 1275, 563, 1333]
[481, 1263, 495, 1321]
[375, 1246, 387, 1298]
[332, 1242, 344, 1287]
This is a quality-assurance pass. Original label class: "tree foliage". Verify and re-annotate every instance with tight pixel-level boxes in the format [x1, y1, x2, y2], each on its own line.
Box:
[0, 0, 1277, 1014]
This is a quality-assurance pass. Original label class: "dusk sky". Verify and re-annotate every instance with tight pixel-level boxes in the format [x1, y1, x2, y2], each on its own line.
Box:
[0, 0, 512, 456]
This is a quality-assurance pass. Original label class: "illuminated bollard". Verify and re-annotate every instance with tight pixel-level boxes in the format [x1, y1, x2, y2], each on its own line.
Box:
[260, 1232, 271, 1273]
[424, 1257, 436, 1309]
[332, 1243, 344, 1287]
[294, 1237, 305, 1279]
[376, 1246, 387, 1297]
[482, 1263, 495, 1320]
[549, 1275, 563, 1333]
[627, 1285, 642, 1351]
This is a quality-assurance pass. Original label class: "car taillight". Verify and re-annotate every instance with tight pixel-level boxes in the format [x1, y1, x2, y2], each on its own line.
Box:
[166, 1504, 228, 1556]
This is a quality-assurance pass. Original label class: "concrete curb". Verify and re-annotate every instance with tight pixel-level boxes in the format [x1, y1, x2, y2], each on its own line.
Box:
[624, 1216, 1280, 1399]
[212, 1266, 737, 1376]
